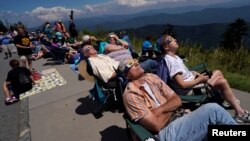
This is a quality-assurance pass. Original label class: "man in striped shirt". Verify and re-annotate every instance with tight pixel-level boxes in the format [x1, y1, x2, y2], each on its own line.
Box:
[122, 59, 237, 141]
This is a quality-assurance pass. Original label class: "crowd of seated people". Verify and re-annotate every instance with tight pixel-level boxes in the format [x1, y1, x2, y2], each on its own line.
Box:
[79, 31, 250, 141]
[2, 20, 249, 141]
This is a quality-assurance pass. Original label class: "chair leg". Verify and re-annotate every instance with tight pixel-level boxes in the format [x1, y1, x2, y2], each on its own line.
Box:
[112, 89, 117, 101]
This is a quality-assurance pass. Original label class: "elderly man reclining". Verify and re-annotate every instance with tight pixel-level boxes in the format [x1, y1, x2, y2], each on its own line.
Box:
[122, 59, 237, 141]
[82, 45, 158, 83]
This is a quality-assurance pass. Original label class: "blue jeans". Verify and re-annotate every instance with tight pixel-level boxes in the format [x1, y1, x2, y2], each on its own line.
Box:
[140, 59, 159, 72]
[156, 103, 237, 141]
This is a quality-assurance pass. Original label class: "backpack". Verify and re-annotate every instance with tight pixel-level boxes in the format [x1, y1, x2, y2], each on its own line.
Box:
[19, 71, 32, 85]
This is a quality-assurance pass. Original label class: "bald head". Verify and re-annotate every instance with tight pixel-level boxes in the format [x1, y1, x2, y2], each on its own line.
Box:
[82, 45, 97, 58]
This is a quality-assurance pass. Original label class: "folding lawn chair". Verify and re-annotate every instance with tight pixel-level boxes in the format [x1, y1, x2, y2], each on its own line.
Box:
[123, 113, 159, 141]
[85, 58, 125, 117]
[41, 38, 67, 64]
[155, 57, 223, 108]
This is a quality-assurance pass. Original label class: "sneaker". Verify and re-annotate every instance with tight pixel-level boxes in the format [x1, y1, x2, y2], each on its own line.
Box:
[235, 110, 250, 123]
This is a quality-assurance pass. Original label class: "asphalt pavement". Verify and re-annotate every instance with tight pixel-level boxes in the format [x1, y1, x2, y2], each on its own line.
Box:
[0, 50, 250, 141]
[0, 51, 26, 141]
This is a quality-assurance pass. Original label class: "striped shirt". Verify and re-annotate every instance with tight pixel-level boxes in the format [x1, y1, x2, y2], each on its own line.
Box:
[123, 73, 174, 121]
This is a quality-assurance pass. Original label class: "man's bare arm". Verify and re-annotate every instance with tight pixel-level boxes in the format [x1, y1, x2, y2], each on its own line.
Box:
[139, 93, 181, 133]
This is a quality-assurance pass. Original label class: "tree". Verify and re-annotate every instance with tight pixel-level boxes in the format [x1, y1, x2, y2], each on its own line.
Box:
[162, 24, 176, 38]
[220, 18, 248, 49]
[0, 20, 7, 33]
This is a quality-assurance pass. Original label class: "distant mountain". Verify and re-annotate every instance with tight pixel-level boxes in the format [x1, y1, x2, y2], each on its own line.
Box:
[132, 0, 250, 15]
[70, 4, 250, 48]
[74, 5, 250, 32]
[121, 23, 250, 48]
[87, 6, 250, 30]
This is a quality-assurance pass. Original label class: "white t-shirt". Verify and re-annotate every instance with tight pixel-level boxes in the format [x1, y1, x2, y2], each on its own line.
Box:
[164, 54, 195, 94]
[89, 54, 119, 83]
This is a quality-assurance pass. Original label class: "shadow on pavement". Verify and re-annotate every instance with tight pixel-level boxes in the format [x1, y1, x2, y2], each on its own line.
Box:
[75, 96, 95, 115]
[100, 125, 129, 141]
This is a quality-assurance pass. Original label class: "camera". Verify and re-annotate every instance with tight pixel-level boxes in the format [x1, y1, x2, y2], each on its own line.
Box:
[201, 70, 213, 78]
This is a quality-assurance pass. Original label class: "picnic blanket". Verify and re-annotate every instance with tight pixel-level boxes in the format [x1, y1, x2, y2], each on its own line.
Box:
[19, 68, 67, 100]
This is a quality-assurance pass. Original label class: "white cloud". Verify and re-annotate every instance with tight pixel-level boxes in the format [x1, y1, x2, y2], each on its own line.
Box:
[114, 0, 188, 7]
[26, 6, 84, 21]
[0, 0, 231, 27]
[83, 1, 116, 14]
[114, 0, 157, 7]
[81, 0, 190, 15]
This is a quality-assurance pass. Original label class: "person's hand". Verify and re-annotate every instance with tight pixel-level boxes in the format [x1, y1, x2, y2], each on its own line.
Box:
[197, 74, 209, 83]
[184, 109, 191, 114]
[32, 81, 36, 85]
[89, 36, 97, 41]
[192, 71, 200, 78]
[112, 34, 119, 40]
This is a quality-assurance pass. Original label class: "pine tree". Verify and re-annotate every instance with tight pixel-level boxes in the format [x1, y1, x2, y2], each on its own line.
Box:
[0, 20, 7, 33]
[220, 18, 248, 50]
[162, 24, 176, 38]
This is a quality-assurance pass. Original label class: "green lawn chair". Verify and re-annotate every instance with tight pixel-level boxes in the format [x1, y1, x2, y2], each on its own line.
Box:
[123, 114, 160, 141]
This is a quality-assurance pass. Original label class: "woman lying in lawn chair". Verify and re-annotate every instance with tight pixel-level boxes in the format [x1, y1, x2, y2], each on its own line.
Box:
[158, 34, 250, 123]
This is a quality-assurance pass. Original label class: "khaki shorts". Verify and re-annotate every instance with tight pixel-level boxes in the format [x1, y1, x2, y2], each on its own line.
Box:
[20, 55, 32, 61]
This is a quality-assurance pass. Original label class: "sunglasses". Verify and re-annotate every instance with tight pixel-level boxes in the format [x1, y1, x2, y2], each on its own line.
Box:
[165, 36, 174, 45]
[84, 46, 94, 53]
[124, 59, 139, 75]
[127, 59, 139, 68]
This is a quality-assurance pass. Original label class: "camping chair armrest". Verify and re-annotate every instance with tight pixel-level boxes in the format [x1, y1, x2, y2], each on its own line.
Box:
[123, 114, 159, 141]
[189, 63, 207, 71]
[179, 94, 208, 103]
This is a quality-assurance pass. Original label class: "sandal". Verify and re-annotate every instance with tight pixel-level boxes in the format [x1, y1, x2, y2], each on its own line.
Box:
[11, 96, 18, 103]
[235, 110, 250, 123]
[4, 98, 13, 105]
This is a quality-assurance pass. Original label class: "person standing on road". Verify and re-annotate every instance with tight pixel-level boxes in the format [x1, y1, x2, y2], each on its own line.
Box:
[14, 25, 34, 71]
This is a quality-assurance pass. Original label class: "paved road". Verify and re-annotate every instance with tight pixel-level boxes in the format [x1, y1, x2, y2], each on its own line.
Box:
[27, 57, 129, 141]
[0, 51, 27, 141]
[1, 51, 250, 141]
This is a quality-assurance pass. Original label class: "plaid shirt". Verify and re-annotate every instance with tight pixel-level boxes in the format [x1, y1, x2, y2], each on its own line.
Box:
[123, 73, 174, 121]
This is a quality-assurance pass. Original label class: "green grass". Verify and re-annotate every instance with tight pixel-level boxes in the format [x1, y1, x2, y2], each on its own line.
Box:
[224, 72, 250, 93]
[178, 43, 250, 93]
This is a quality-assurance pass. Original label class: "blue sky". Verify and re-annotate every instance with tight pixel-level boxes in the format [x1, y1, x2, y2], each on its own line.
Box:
[0, 0, 232, 27]
[1, 0, 108, 13]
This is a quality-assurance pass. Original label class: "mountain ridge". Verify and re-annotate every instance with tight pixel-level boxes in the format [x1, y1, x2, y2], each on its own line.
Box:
[85, 5, 250, 31]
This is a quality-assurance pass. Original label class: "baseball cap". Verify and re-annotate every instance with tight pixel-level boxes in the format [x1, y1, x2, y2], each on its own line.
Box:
[82, 35, 90, 42]
[55, 32, 63, 40]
